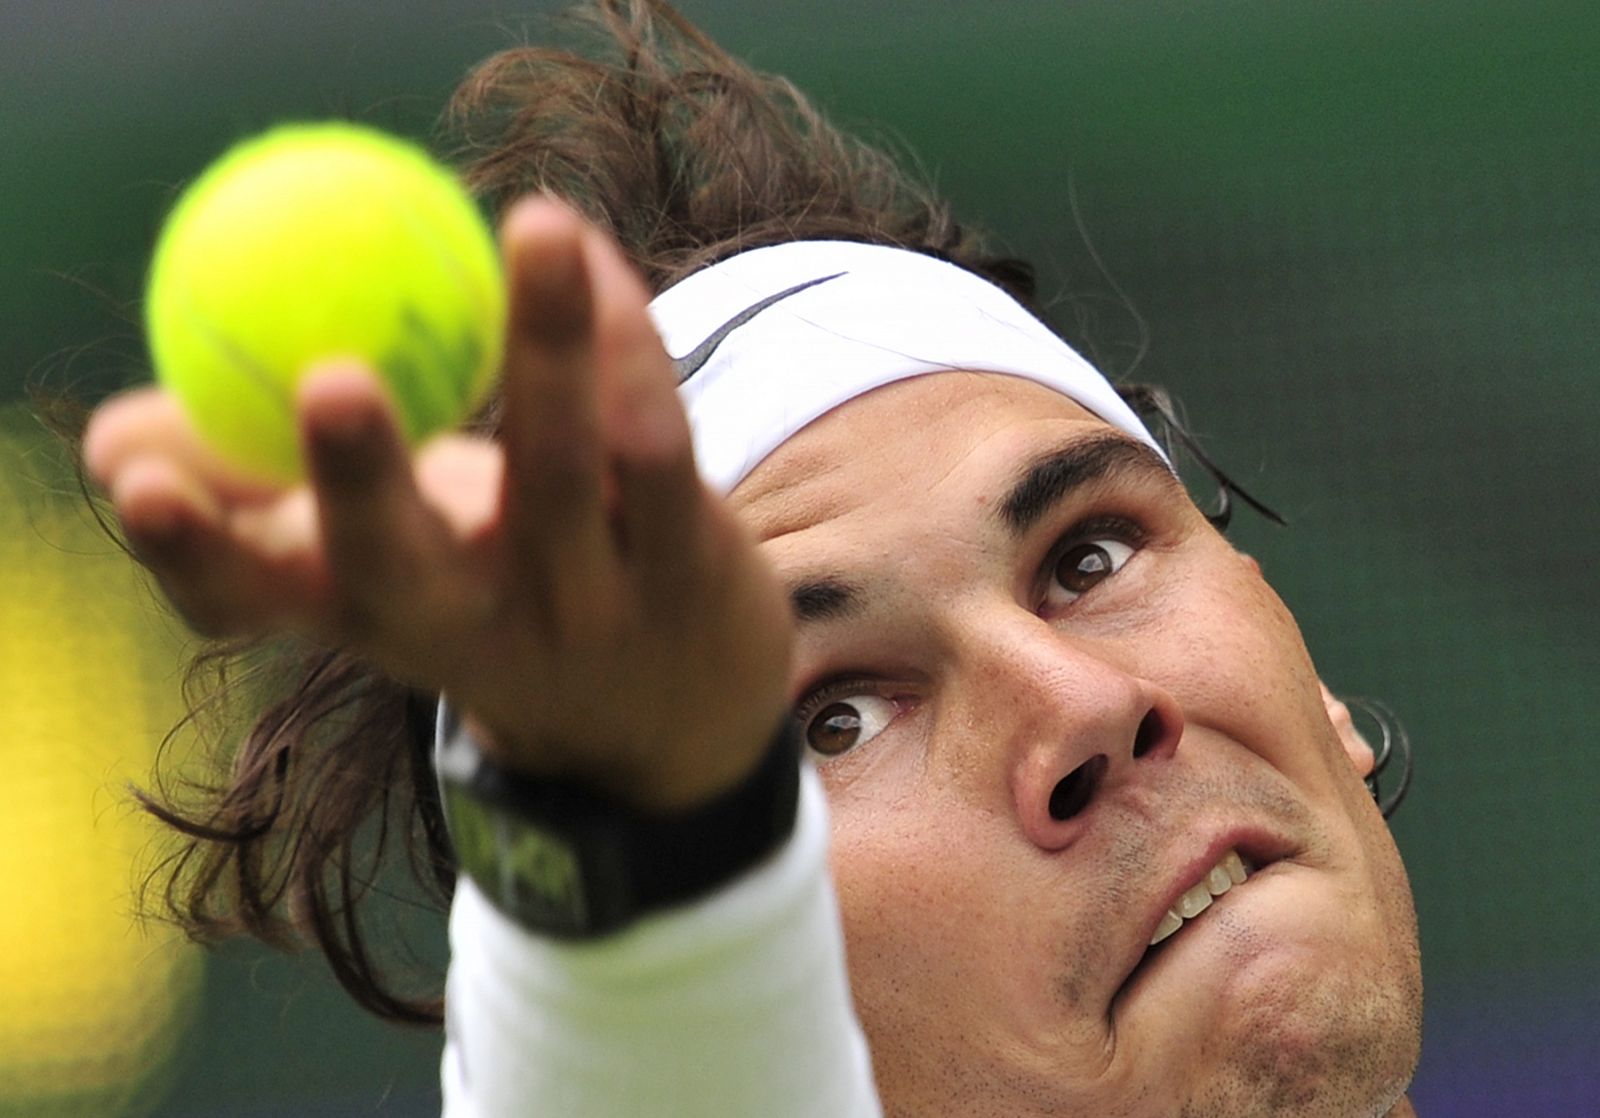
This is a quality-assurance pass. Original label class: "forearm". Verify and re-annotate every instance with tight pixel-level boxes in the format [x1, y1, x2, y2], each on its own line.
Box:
[440, 766, 880, 1117]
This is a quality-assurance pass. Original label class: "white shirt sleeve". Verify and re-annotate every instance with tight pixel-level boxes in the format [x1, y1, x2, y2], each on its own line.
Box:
[439, 764, 881, 1118]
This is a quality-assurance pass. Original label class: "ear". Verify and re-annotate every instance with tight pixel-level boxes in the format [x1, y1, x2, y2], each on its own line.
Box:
[1320, 681, 1375, 777]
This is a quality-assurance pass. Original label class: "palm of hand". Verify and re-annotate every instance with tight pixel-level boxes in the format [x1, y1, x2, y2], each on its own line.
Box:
[84, 199, 793, 811]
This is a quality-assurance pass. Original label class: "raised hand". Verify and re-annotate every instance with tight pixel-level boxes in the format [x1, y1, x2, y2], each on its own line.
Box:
[84, 198, 795, 811]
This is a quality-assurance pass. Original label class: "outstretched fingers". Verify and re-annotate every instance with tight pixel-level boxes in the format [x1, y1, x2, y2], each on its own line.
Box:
[300, 364, 484, 661]
[497, 198, 619, 609]
[579, 218, 705, 594]
[109, 454, 320, 637]
[496, 195, 708, 630]
[83, 386, 284, 504]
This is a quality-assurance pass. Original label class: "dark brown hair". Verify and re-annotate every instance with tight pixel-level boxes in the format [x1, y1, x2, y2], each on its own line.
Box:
[140, 0, 1044, 1027]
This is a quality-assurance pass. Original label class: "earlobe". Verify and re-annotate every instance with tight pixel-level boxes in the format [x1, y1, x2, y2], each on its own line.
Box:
[1320, 680, 1376, 777]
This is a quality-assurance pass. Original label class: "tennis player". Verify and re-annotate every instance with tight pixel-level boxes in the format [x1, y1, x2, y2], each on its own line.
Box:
[83, 2, 1422, 1114]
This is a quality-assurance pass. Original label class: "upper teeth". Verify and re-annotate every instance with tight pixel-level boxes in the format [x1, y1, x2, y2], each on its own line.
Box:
[1149, 849, 1250, 947]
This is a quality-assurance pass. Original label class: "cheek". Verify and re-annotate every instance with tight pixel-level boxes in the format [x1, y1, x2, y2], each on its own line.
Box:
[1166, 561, 1421, 958]
[826, 797, 992, 971]
[824, 802, 972, 1076]
[822, 793, 1090, 1109]
[822, 789, 1035, 1025]
[1158, 561, 1331, 758]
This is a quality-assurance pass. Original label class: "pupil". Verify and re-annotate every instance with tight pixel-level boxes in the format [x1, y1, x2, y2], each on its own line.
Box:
[1058, 543, 1112, 592]
[809, 702, 862, 755]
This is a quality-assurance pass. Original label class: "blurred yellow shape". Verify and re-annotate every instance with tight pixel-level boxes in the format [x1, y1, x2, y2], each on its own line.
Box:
[0, 406, 203, 1116]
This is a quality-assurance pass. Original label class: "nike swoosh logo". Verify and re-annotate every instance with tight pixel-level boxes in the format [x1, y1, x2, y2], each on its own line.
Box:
[670, 271, 846, 384]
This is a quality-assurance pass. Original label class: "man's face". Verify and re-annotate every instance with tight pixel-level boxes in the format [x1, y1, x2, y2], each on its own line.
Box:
[731, 372, 1422, 1118]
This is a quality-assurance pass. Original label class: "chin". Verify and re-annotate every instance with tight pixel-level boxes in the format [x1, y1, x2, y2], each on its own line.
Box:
[1176, 949, 1421, 1118]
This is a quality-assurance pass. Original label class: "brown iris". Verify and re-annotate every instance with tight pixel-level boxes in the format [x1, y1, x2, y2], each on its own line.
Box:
[1055, 541, 1118, 594]
[807, 702, 864, 756]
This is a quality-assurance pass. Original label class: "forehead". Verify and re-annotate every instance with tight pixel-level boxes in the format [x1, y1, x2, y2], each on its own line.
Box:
[729, 371, 1132, 540]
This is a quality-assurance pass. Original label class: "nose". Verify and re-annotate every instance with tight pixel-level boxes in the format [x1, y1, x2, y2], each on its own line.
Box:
[966, 625, 1184, 852]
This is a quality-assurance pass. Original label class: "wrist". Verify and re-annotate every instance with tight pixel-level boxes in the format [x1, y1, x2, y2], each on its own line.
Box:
[461, 707, 785, 814]
[436, 703, 803, 939]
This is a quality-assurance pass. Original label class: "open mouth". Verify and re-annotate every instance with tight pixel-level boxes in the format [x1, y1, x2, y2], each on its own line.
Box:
[1148, 848, 1252, 948]
[1125, 848, 1258, 985]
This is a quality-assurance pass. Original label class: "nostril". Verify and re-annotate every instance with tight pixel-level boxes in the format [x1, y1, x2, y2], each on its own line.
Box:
[1133, 708, 1166, 759]
[1048, 754, 1107, 821]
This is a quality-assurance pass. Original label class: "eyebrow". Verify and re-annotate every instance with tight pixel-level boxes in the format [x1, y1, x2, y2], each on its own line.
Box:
[784, 433, 1174, 625]
[997, 434, 1175, 538]
[789, 577, 863, 623]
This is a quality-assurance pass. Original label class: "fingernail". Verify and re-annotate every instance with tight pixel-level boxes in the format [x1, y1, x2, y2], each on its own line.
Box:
[311, 402, 380, 449]
[306, 403, 392, 492]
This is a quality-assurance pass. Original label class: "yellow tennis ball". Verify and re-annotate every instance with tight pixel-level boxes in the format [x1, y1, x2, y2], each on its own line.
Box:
[145, 121, 505, 482]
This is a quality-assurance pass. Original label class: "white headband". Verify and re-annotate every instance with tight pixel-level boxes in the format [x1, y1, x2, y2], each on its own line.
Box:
[647, 240, 1165, 494]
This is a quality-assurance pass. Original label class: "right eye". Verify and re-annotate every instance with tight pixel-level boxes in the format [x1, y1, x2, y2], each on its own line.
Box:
[796, 691, 898, 757]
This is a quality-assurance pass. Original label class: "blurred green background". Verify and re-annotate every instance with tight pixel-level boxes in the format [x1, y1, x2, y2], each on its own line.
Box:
[3, 1, 1596, 1114]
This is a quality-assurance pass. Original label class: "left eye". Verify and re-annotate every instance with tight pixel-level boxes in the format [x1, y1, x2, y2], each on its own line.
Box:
[1045, 538, 1137, 607]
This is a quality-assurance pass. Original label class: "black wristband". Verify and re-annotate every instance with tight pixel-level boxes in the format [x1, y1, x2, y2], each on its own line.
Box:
[436, 711, 802, 939]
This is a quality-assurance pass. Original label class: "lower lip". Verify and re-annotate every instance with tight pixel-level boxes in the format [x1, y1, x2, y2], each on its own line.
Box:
[1118, 861, 1286, 1004]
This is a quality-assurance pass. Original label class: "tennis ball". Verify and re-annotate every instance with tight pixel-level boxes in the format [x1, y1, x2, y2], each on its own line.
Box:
[145, 121, 505, 482]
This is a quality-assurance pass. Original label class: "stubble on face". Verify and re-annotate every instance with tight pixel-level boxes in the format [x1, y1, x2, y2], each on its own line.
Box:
[736, 373, 1421, 1118]
[1176, 930, 1420, 1118]
[850, 734, 1421, 1118]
